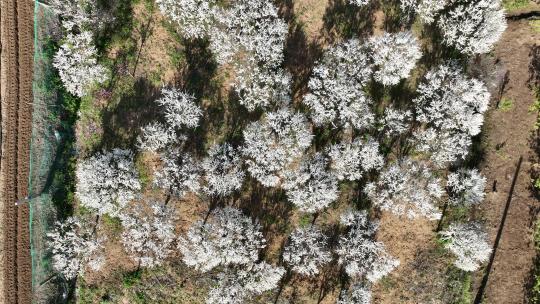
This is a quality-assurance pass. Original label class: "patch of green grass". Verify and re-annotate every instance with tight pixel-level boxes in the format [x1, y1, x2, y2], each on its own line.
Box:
[502, 0, 531, 11]
[498, 97, 514, 111]
[102, 214, 123, 234]
[445, 266, 473, 304]
[135, 154, 152, 189]
[298, 214, 313, 228]
[531, 20, 540, 33]
[123, 270, 143, 288]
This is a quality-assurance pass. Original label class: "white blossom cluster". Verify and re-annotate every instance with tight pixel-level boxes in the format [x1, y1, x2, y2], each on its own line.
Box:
[440, 222, 492, 271]
[336, 211, 399, 282]
[447, 168, 486, 206]
[303, 39, 375, 129]
[365, 159, 444, 220]
[399, 0, 447, 23]
[136, 122, 177, 153]
[47, 217, 105, 280]
[282, 153, 339, 213]
[53, 31, 108, 97]
[283, 226, 332, 276]
[337, 284, 372, 304]
[242, 108, 313, 187]
[234, 61, 292, 111]
[201, 143, 245, 197]
[328, 138, 384, 181]
[348, 0, 371, 6]
[76, 149, 141, 216]
[120, 203, 176, 268]
[206, 262, 285, 304]
[438, 0, 507, 54]
[380, 107, 412, 136]
[209, 0, 288, 67]
[154, 148, 201, 197]
[156, 88, 202, 130]
[369, 31, 422, 86]
[413, 63, 490, 167]
[178, 207, 266, 272]
[156, 0, 217, 39]
[49, 0, 110, 31]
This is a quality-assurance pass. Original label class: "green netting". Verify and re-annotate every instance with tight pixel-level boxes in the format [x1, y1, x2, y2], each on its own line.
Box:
[29, 2, 69, 303]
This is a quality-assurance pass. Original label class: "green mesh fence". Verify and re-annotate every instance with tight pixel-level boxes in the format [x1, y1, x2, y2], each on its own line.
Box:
[30, 2, 69, 303]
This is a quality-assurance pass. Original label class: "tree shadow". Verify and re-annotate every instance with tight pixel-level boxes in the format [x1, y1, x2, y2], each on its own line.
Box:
[99, 78, 161, 150]
[322, 0, 376, 43]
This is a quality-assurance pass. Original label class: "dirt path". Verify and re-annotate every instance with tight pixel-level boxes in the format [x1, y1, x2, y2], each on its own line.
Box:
[1, 0, 34, 302]
[479, 20, 540, 304]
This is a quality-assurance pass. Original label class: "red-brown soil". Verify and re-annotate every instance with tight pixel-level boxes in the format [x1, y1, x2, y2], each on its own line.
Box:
[1, 0, 34, 302]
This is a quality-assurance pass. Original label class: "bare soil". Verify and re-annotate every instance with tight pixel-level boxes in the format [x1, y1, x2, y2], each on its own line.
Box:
[478, 20, 540, 304]
[1, 0, 34, 302]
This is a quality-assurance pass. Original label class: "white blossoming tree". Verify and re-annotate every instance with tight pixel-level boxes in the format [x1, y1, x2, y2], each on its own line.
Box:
[178, 207, 266, 272]
[47, 217, 105, 280]
[399, 0, 447, 23]
[137, 122, 177, 153]
[154, 148, 201, 197]
[336, 211, 399, 282]
[337, 284, 372, 304]
[303, 39, 375, 129]
[365, 159, 444, 220]
[328, 138, 384, 181]
[447, 168, 486, 206]
[156, 0, 217, 39]
[156, 88, 202, 130]
[380, 107, 412, 136]
[282, 226, 331, 276]
[242, 108, 313, 187]
[209, 0, 288, 68]
[440, 222, 492, 271]
[368, 31, 422, 86]
[438, 0, 507, 54]
[76, 149, 141, 216]
[53, 31, 108, 97]
[413, 63, 490, 167]
[234, 61, 292, 111]
[201, 143, 245, 197]
[282, 153, 339, 213]
[206, 262, 285, 304]
[120, 203, 176, 268]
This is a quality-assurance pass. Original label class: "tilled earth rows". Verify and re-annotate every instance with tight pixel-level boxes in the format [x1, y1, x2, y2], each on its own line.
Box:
[1, 0, 34, 303]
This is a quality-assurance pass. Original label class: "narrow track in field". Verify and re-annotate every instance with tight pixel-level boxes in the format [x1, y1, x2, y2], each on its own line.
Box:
[1, 0, 34, 302]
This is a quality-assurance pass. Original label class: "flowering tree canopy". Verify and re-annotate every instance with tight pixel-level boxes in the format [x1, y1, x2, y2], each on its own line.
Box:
[303, 39, 374, 129]
[209, 0, 288, 67]
[201, 143, 245, 197]
[120, 203, 176, 268]
[156, 0, 217, 39]
[76, 149, 141, 216]
[413, 63, 490, 167]
[440, 222, 492, 271]
[53, 31, 108, 97]
[328, 138, 384, 181]
[206, 262, 285, 304]
[47, 217, 105, 280]
[337, 284, 372, 304]
[365, 159, 444, 220]
[369, 31, 422, 86]
[157, 88, 202, 130]
[282, 153, 339, 213]
[336, 210, 399, 282]
[154, 148, 201, 197]
[438, 0, 507, 54]
[447, 168, 486, 206]
[242, 108, 313, 187]
[399, 0, 447, 23]
[283, 226, 332, 276]
[137, 122, 177, 153]
[178, 207, 265, 272]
